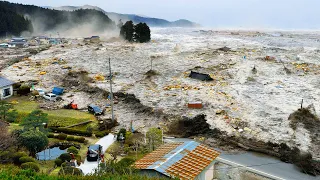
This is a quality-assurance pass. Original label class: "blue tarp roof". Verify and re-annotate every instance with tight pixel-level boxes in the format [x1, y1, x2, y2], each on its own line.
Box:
[52, 87, 64, 95]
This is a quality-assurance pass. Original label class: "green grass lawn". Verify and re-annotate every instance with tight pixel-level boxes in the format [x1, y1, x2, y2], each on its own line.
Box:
[49, 167, 60, 176]
[7, 96, 95, 127]
[70, 121, 98, 131]
[37, 160, 56, 174]
[125, 151, 146, 161]
[7, 123, 23, 132]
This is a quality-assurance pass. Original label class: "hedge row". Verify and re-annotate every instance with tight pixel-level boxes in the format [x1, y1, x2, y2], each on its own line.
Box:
[67, 136, 88, 144]
[57, 134, 68, 140]
[12, 152, 28, 165]
[55, 153, 81, 167]
[67, 146, 78, 155]
[95, 131, 109, 138]
[48, 133, 86, 143]
[21, 162, 40, 172]
[19, 156, 36, 164]
[50, 127, 92, 137]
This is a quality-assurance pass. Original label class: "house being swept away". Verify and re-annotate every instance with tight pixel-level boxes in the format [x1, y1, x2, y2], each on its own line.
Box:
[189, 71, 213, 81]
[134, 141, 220, 180]
[90, 36, 100, 43]
[9, 37, 28, 48]
[83, 36, 100, 43]
[0, 77, 15, 100]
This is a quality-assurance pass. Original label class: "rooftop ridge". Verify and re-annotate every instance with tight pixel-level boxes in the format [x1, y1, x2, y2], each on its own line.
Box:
[153, 141, 196, 169]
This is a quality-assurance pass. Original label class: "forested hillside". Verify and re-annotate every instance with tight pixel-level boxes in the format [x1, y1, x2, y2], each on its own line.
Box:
[0, 1, 116, 37]
[0, 4, 32, 37]
[52, 5, 199, 27]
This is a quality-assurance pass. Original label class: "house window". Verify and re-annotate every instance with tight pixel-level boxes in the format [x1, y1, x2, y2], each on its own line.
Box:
[3, 88, 11, 97]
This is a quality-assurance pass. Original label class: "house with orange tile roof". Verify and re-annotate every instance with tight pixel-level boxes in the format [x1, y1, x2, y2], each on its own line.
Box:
[134, 141, 220, 180]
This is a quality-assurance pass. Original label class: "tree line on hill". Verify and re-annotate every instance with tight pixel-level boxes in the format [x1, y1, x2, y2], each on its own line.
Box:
[0, 4, 32, 37]
[0, 1, 116, 37]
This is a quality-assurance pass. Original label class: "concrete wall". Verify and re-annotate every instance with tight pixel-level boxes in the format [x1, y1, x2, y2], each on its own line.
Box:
[196, 160, 216, 180]
[213, 161, 270, 180]
[0, 85, 13, 99]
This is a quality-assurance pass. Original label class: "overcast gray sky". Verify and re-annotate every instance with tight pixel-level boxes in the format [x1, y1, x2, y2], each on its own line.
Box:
[7, 0, 320, 29]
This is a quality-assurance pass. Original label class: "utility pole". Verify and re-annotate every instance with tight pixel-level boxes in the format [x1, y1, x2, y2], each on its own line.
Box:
[109, 58, 114, 123]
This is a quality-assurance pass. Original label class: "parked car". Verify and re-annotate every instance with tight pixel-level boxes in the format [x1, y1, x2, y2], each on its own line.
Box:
[87, 144, 103, 161]
[43, 93, 57, 101]
[88, 105, 103, 116]
[35, 88, 45, 96]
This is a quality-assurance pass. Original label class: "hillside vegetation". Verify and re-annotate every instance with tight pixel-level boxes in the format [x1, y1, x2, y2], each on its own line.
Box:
[0, 1, 116, 37]
[0, 4, 32, 37]
[50, 5, 199, 27]
[0, 166, 168, 180]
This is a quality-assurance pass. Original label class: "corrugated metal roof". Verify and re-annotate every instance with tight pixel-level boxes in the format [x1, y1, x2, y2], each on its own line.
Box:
[0, 77, 15, 87]
[134, 141, 220, 180]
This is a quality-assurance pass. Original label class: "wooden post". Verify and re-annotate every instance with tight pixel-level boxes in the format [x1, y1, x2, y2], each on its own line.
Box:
[301, 99, 303, 109]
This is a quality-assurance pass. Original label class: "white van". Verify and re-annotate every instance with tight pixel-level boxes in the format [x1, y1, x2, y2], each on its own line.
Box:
[43, 93, 57, 101]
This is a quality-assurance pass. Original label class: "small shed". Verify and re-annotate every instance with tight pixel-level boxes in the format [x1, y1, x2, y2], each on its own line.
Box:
[0, 77, 15, 100]
[189, 71, 213, 81]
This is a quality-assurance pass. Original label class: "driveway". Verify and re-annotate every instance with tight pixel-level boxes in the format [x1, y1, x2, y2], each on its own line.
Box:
[78, 134, 115, 175]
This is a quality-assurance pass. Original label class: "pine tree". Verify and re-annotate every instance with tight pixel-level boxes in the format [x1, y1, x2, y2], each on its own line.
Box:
[134, 23, 151, 43]
[120, 21, 134, 42]
[120, 21, 151, 43]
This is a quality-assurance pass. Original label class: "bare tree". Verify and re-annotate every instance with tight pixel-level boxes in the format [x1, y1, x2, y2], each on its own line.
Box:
[0, 125, 15, 151]
[128, 133, 145, 158]
[0, 125, 17, 163]
[106, 142, 121, 161]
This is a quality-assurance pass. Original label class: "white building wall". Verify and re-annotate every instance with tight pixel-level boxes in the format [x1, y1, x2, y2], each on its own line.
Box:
[0, 85, 13, 99]
[196, 160, 216, 180]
